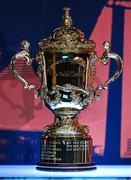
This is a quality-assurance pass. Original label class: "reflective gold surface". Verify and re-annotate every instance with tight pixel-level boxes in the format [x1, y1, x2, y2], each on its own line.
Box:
[10, 7, 123, 169]
[38, 8, 96, 53]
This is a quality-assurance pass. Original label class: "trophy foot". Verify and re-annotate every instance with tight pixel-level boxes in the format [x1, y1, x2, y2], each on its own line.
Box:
[37, 116, 96, 171]
[36, 162, 96, 171]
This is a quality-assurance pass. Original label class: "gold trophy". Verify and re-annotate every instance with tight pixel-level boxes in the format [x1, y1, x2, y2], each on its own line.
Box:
[10, 8, 123, 170]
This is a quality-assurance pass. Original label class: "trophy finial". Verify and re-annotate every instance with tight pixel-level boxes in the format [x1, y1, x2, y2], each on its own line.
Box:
[63, 7, 71, 16]
[62, 7, 72, 28]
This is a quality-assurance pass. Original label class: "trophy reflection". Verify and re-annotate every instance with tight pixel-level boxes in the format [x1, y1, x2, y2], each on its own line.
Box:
[10, 8, 123, 170]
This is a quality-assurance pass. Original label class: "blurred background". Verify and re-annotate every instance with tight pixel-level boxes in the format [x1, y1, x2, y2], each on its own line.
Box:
[0, 0, 131, 165]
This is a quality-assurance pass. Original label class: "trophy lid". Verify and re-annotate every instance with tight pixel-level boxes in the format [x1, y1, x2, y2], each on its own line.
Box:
[38, 8, 96, 53]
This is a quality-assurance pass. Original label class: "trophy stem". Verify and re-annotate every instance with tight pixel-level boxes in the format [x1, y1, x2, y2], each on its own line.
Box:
[37, 116, 96, 170]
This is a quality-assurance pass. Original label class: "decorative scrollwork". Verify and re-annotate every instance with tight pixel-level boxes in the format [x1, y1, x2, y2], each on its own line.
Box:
[38, 8, 96, 53]
[40, 84, 95, 114]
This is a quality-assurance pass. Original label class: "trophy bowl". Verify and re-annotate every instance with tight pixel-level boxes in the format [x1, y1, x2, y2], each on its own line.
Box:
[10, 8, 123, 170]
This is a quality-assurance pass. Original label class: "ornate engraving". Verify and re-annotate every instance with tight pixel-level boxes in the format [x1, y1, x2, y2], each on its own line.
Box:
[38, 8, 96, 53]
[9, 7, 123, 169]
[38, 30, 96, 53]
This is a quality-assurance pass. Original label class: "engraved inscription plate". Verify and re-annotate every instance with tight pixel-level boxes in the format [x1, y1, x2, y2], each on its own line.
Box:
[41, 137, 92, 164]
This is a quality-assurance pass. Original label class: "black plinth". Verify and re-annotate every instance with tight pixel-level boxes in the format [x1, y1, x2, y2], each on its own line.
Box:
[37, 136, 96, 171]
[36, 162, 96, 171]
